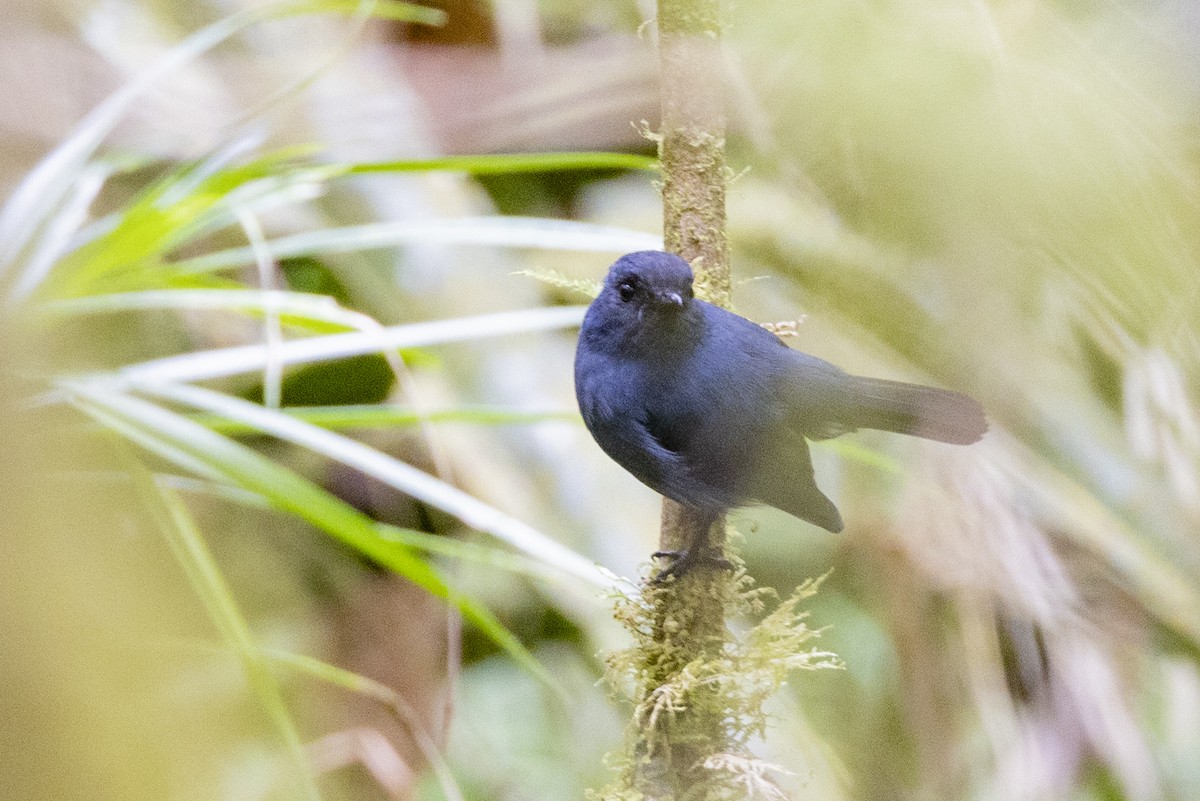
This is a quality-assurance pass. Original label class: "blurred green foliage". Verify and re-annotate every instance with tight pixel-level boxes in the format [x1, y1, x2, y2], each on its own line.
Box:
[2, 0, 1199, 800]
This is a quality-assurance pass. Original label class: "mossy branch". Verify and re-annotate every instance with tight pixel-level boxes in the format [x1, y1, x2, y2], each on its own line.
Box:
[592, 572, 842, 801]
[657, 0, 730, 307]
[589, 4, 840, 799]
[588, 3, 842, 799]
[646, 0, 733, 795]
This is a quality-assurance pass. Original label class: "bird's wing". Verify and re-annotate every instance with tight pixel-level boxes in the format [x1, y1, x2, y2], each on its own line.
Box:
[577, 358, 727, 510]
[602, 412, 740, 511]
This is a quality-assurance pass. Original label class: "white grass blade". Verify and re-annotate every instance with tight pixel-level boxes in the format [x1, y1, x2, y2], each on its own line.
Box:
[38, 288, 380, 330]
[109, 305, 587, 385]
[5, 163, 112, 306]
[211, 173, 330, 225]
[129, 380, 610, 589]
[236, 208, 284, 408]
[173, 217, 664, 272]
[182, 162, 341, 242]
[156, 130, 269, 209]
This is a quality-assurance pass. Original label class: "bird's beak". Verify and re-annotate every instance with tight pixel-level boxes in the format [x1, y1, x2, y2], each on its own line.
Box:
[656, 291, 685, 309]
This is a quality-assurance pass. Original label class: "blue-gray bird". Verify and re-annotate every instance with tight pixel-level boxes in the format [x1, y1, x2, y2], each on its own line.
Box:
[574, 251, 986, 575]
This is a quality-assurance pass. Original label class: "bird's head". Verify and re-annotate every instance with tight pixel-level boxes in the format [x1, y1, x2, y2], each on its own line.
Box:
[601, 250, 696, 317]
[578, 251, 701, 356]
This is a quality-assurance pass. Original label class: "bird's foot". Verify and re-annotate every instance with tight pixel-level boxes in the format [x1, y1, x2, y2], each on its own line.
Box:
[650, 548, 733, 583]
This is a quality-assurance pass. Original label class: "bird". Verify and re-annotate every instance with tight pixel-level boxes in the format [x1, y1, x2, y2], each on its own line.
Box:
[573, 250, 987, 577]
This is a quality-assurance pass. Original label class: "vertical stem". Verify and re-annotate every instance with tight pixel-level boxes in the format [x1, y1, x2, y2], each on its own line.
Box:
[658, 0, 729, 307]
[634, 0, 731, 798]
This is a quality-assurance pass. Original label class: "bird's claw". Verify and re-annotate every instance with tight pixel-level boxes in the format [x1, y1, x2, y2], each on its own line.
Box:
[651, 549, 733, 583]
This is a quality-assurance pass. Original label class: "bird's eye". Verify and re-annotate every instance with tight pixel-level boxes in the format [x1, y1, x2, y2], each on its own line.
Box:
[617, 282, 636, 302]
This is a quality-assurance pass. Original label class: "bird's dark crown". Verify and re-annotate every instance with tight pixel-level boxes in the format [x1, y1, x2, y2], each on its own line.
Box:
[604, 251, 695, 308]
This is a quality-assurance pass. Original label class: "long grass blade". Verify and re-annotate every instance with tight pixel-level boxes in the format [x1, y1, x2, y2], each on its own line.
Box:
[346, 152, 657, 175]
[109, 305, 586, 385]
[49, 152, 332, 299]
[172, 217, 663, 273]
[5, 163, 113, 306]
[37, 288, 379, 332]
[142, 467, 576, 583]
[0, 1, 296, 275]
[235, 208, 284, 407]
[193, 404, 578, 434]
[128, 380, 609, 589]
[145, 479, 323, 801]
[63, 381, 559, 689]
[145, 472, 573, 583]
[283, 0, 446, 24]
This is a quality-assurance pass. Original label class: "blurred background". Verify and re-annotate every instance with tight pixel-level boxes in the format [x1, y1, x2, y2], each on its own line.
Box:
[2, 0, 1200, 799]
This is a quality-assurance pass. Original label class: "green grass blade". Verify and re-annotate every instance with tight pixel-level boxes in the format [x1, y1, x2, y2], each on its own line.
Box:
[0, 0, 443, 293]
[151, 472, 577, 584]
[193, 404, 578, 434]
[157, 474, 271, 508]
[346, 152, 657, 175]
[5, 163, 113, 305]
[77, 404, 233, 484]
[281, 0, 447, 25]
[128, 380, 608, 589]
[234, 208, 284, 408]
[63, 381, 560, 691]
[129, 469, 322, 801]
[47, 152, 333, 299]
[376, 524, 573, 584]
[171, 217, 663, 273]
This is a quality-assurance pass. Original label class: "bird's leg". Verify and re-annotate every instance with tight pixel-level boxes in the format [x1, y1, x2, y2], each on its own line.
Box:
[651, 508, 731, 582]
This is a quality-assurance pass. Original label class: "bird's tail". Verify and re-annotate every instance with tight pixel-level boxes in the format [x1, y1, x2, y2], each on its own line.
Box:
[839, 376, 987, 444]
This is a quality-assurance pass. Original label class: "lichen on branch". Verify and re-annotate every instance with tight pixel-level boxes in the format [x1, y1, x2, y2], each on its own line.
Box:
[592, 569, 842, 801]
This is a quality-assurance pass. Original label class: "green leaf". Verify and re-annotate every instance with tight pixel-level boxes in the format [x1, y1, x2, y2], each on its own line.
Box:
[346, 151, 657, 176]
[192, 404, 579, 434]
